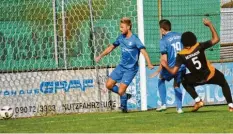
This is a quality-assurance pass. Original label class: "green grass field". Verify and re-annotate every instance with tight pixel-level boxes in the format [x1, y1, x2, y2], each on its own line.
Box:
[0, 105, 233, 133]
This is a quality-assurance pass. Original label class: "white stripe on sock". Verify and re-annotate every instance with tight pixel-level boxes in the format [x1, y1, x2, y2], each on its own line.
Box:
[195, 97, 201, 102]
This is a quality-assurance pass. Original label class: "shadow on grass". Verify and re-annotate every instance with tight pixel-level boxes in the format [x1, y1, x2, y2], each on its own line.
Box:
[164, 110, 222, 114]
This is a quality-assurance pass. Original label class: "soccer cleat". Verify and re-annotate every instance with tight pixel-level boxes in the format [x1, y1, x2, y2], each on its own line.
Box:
[177, 108, 184, 114]
[192, 99, 204, 112]
[120, 105, 128, 113]
[156, 105, 167, 112]
[119, 104, 127, 113]
[229, 107, 233, 112]
[121, 108, 128, 113]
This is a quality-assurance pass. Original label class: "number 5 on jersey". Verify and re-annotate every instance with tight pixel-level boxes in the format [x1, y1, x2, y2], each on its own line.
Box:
[192, 56, 202, 70]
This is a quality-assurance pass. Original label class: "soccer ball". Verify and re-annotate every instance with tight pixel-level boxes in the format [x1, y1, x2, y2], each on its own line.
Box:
[0, 106, 14, 119]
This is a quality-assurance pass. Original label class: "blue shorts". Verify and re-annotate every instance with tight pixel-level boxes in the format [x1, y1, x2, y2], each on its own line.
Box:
[160, 69, 186, 84]
[109, 65, 138, 86]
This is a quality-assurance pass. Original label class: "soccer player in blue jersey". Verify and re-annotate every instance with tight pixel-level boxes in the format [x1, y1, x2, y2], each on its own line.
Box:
[95, 17, 154, 113]
[150, 19, 186, 113]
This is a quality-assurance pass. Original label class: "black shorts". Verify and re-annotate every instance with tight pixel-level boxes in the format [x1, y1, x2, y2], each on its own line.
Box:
[182, 69, 226, 86]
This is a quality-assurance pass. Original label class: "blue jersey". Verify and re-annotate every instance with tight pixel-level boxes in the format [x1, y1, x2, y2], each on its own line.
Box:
[160, 32, 185, 71]
[113, 34, 145, 70]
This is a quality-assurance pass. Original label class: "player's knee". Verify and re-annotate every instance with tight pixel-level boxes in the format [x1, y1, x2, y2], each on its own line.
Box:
[105, 82, 113, 90]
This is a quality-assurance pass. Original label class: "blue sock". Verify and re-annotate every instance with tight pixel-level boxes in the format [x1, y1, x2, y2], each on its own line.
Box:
[120, 93, 127, 109]
[111, 85, 127, 110]
[174, 87, 182, 109]
[112, 85, 119, 94]
[158, 79, 166, 106]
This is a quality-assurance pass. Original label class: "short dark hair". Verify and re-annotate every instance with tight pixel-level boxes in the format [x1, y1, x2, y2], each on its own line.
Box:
[159, 19, 171, 31]
[181, 31, 197, 47]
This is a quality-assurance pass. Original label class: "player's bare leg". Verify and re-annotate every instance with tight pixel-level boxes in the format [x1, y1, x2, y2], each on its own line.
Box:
[119, 83, 132, 102]
[105, 78, 117, 91]
[118, 83, 128, 96]
[106, 78, 130, 97]
[105, 78, 131, 113]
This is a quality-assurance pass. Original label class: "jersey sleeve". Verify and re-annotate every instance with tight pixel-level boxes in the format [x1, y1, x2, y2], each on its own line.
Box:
[135, 37, 146, 49]
[199, 40, 213, 50]
[159, 40, 167, 55]
[175, 54, 183, 67]
[112, 35, 121, 47]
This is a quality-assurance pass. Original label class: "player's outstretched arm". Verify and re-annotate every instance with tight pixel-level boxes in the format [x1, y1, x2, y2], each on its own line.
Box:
[149, 64, 161, 78]
[149, 54, 167, 78]
[140, 49, 154, 69]
[203, 18, 220, 45]
[160, 59, 179, 75]
[95, 45, 116, 63]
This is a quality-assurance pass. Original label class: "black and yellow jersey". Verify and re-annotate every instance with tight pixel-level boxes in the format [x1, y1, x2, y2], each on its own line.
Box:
[175, 41, 215, 82]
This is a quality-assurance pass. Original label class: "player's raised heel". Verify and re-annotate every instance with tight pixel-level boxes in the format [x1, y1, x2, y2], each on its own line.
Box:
[192, 99, 204, 112]
[229, 107, 233, 112]
[156, 105, 167, 112]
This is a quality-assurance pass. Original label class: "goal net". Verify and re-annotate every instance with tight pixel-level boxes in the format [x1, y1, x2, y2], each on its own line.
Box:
[0, 0, 140, 118]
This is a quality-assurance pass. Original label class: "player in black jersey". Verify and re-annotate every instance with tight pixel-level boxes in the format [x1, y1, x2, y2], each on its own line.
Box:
[161, 18, 233, 112]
